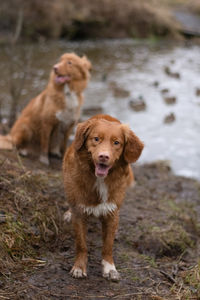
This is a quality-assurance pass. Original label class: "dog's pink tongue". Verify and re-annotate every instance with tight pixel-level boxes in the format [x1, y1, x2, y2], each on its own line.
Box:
[55, 76, 70, 84]
[95, 164, 110, 177]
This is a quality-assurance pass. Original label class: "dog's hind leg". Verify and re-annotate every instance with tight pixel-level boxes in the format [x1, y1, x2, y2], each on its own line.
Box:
[11, 126, 32, 154]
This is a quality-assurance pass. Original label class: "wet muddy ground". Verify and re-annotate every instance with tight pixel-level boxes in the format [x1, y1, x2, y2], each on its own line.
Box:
[0, 150, 199, 299]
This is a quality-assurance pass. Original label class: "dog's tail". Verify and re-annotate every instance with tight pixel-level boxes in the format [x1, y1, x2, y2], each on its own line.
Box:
[0, 134, 13, 150]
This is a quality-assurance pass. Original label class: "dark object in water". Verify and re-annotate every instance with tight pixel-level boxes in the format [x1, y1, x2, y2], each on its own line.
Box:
[83, 106, 103, 116]
[164, 96, 177, 105]
[129, 96, 146, 112]
[196, 88, 200, 96]
[164, 66, 180, 79]
[164, 112, 176, 124]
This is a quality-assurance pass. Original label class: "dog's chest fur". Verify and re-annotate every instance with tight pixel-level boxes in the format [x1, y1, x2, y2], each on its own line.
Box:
[79, 178, 117, 217]
[94, 177, 108, 203]
[56, 85, 79, 126]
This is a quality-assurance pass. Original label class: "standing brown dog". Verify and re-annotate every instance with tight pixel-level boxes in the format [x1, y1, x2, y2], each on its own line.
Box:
[63, 114, 144, 280]
[0, 53, 91, 165]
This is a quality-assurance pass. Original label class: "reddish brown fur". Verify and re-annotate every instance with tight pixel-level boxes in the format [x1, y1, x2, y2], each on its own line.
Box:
[0, 53, 91, 165]
[63, 114, 144, 279]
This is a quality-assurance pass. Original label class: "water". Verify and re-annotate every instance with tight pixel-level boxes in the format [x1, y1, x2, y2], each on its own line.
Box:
[0, 39, 200, 179]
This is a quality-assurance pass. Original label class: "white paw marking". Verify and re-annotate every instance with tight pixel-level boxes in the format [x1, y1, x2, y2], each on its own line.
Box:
[50, 147, 62, 158]
[70, 267, 87, 278]
[63, 210, 72, 222]
[19, 149, 28, 156]
[102, 259, 120, 281]
[39, 155, 49, 165]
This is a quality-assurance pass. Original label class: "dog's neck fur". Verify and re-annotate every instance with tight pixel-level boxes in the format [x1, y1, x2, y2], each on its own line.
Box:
[55, 84, 79, 125]
[94, 177, 108, 203]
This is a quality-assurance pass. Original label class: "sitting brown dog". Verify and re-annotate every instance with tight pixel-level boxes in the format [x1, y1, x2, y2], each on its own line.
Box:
[0, 53, 91, 165]
[63, 114, 144, 280]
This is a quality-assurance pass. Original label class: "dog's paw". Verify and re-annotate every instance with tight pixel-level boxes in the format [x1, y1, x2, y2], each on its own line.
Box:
[63, 210, 72, 222]
[102, 260, 120, 281]
[70, 266, 87, 278]
[39, 155, 49, 166]
[19, 149, 28, 157]
[50, 150, 62, 158]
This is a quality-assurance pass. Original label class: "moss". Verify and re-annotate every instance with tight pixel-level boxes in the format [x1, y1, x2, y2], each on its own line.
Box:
[136, 223, 193, 258]
[172, 262, 200, 299]
[140, 254, 157, 268]
[0, 215, 37, 259]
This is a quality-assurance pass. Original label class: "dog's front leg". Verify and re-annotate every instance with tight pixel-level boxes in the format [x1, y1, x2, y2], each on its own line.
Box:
[71, 214, 88, 278]
[101, 210, 120, 281]
[40, 123, 53, 165]
[49, 124, 63, 158]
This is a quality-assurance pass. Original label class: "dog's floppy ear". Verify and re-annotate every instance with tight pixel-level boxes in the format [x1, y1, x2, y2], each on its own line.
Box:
[78, 56, 92, 79]
[122, 124, 144, 163]
[74, 120, 93, 151]
[82, 55, 92, 72]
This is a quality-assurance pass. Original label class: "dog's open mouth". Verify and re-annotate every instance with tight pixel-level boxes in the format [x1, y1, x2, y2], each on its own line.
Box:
[55, 75, 71, 84]
[95, 163, 111, 178]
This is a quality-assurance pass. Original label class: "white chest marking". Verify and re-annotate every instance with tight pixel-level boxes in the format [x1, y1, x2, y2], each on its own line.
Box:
[56, 85, 79, 125]
[94, 178, 108, 202]
[79, 178, 117, 217]
[79, 202, 117, 217]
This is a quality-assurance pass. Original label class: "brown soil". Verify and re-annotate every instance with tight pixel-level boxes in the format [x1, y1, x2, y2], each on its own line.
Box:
[0, 150, 200, 299]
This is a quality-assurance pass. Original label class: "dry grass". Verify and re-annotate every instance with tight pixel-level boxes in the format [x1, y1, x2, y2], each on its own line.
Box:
[171, 262, 200, 299]
[0, 0, 182, 40]
[0, 151, 66, 275]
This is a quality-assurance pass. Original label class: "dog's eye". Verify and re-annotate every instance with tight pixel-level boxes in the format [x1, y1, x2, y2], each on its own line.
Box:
[114, 141, 119, 145]
[67, 61, 72, 65]
[94, 137, 99, 142]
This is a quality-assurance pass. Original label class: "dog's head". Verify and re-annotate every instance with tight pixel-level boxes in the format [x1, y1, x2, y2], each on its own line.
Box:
[74, 115, 144, 178]
[53, 53, 92, 85]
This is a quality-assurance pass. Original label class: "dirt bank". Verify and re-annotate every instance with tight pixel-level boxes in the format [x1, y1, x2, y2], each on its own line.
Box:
[0, 150, 200, 299]
[0, 0, 181, 42]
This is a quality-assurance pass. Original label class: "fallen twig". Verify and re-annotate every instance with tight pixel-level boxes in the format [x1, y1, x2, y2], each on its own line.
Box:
[160, 270, 176, 284]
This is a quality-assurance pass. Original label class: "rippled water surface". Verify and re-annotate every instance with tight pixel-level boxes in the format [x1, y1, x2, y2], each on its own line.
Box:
[0, 39, 200, 179]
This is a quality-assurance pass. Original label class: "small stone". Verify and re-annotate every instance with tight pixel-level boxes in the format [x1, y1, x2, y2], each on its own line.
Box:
[164, 112, 176, 124]
[153, 81, 159, 87]
[161, 88, 169, 94]
[0, 211, 6, 224]
[109, 81, 130, 98]
[196, 88, 200, 96]
[164, 66, 180, 79]
[164, 96, 176, 105]
[82, 106, 103, 116]
[129, 96, 146, 112]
